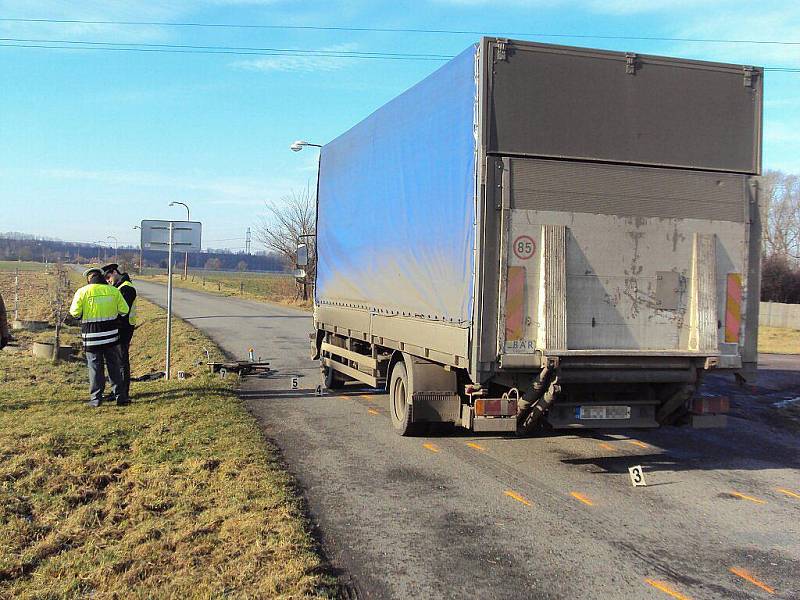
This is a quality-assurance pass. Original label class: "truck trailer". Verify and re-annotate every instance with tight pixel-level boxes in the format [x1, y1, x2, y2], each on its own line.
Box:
[310, 38, 763, 435]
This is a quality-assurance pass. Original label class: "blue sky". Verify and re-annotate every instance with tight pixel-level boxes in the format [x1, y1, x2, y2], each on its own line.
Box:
[1, 0, 798, 251]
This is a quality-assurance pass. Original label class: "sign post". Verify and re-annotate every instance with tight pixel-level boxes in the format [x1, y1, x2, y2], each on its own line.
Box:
[166, 222, 174, 379]
[140, 219, 202, 380]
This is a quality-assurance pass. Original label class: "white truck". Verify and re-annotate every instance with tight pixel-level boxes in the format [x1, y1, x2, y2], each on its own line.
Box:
[308, 38, 763, 435]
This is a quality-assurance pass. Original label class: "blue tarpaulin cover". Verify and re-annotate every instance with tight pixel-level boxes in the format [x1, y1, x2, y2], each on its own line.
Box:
[316, 44, 477, 325]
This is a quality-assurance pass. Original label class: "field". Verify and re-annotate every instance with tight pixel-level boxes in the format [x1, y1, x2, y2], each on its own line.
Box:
[141, 269, 311, 310]
[758, 325, 800, 354]
[0, 261, 48, 273]
[0, 271, 332, 597]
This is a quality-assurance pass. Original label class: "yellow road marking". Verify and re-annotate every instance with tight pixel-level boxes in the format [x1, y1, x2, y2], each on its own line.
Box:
[360, 394, 374, 401]
[729, 567, 775, 594]
[777, 488, 800, 500]
[598, 442, 615, 451]
[730, 491, 766, 505]
[367, 408, 379, 415]
[422, 443, 439, 453]
[628, 440, 649, 449]
[570, 491, 594, 506]
[504, 490, 531, 506]
[466, 442, 486, 451]
[644, 579, 691, 600]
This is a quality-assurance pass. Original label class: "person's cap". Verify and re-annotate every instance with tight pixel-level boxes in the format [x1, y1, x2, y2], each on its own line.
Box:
[101, 263, 119, 275]
[83, 267, 103, 278]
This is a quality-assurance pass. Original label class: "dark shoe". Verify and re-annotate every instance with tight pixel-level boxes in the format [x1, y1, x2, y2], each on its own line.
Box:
[87, 399, 102, 408]
[116, 398, 131, 406]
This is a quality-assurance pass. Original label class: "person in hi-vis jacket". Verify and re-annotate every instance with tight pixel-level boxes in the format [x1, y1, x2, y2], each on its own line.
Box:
[69, 267, 130, 407]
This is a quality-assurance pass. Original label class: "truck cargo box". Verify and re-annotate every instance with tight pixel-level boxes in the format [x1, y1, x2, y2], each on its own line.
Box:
[313, 38, 762, 432]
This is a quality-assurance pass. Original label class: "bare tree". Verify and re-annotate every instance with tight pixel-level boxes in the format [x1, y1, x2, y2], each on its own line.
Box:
[256, 186, 316, 300]
[49, 262, 71, 363]
[760, 170, 800, 263]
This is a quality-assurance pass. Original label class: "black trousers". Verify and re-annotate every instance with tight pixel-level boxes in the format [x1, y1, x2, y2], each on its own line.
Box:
[87, 344, 126, 402]
[119, 329, 134, 398]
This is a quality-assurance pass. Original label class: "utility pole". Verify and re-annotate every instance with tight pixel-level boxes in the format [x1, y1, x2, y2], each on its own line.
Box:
[245, 227, 251, 254]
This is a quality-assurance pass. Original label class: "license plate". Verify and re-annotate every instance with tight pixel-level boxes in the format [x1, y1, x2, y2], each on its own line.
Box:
[576, 405, 631, 420]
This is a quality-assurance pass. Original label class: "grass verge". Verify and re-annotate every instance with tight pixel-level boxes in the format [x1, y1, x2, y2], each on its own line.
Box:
[0, 274, 332, 598]
[139, 271, 312, 311]
[758, 326, 800, 355]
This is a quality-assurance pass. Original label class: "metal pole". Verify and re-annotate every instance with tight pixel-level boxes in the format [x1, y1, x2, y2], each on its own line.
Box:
[14, 267, 19, 320]
[183, 206, 189, 280]
[166, 222, 174, 380]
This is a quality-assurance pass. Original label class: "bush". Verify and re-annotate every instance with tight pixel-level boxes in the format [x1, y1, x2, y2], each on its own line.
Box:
[761, 254, 800, 303]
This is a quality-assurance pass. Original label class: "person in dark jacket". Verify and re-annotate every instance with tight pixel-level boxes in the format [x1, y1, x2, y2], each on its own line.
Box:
[102, 263, 137, 399]
[70, 268, 130, 407]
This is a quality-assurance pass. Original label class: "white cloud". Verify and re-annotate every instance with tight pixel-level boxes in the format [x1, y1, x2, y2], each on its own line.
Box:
[232, 43, 361, 73]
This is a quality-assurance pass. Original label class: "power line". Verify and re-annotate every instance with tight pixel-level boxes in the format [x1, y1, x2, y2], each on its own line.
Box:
[0, 37, 453, 59]
[1, 17, 798, 46]
[0, 42, 449, 61]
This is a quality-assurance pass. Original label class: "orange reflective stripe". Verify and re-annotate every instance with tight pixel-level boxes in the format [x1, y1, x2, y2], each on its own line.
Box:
[725, 273, 742, 343]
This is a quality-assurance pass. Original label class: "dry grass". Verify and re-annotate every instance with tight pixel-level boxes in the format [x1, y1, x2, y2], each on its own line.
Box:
[140, 272, 312, 311]
[0, 273, 333, 598]
[0, 261, 45, 273]
[758, 326, 800, 355]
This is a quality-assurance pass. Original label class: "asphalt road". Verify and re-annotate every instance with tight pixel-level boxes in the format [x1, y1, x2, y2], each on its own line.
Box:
[135, 279, 800, 600]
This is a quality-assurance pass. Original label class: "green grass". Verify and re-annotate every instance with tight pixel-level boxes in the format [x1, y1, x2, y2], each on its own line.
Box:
[0, 273, 333, 598]
[141, 270, 311, 311]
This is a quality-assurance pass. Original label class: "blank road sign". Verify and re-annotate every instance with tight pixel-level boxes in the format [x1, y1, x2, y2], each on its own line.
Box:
[141, 220, 202, 253]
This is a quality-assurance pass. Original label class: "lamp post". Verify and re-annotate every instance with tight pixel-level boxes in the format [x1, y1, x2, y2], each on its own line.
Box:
[289, 140, 322, 301]
[290, 140, 322, 152]
[107, 235, 118, 263]
[169, 201, 190, 280]
[133, 225, 143, 274]
[94, 241, 107, 263]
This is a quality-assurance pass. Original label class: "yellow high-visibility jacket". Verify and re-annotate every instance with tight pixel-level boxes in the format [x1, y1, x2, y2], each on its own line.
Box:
[69, 283, 129, 351]
[118, 279, 137, 327]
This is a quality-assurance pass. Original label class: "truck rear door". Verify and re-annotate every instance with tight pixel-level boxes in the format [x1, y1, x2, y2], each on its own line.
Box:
[496, 157, 752, 364]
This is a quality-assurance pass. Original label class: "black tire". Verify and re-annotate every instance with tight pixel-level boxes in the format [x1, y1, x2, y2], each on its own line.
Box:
[389, 361, 419, 436]
[322, 362, 345, 390]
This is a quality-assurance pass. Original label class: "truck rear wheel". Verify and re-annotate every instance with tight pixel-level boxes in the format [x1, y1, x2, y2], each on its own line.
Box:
[322, 363, 346, 390]
[389, 362, 419, 436]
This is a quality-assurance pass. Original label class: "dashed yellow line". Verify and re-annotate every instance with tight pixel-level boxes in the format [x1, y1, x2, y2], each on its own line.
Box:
[466, 442, 486, 451]
[598, 442, 615, 451]
[367, 408, 380, 415]
[729, 567, 775, 594]
[570, 491, 594, 506]
[644, 579, 691, 600]
[628, 440, 649, 449]
[777, 488, 800, 500]
[360, 394, 375, 401]
[504, 490, 532, 506]
[730, 491, 766, 505]
[422, 443, 439, 453]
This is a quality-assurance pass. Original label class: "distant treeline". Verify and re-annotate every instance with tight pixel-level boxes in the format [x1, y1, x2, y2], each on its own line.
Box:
[0, 235, 288, 272]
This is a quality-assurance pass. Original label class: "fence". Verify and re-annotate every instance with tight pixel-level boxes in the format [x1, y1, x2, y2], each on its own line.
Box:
[760, 302, 800, 330]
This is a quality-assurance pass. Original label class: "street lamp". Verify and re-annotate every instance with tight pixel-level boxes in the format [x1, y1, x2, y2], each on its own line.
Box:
[107, 236, 118, 263]
[289, 140, 322, 300]
[133, 225, 143, 274]
[290, 140, 322, 152]
[169, 201, 190, 280]
[94, 241, 107, 263]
